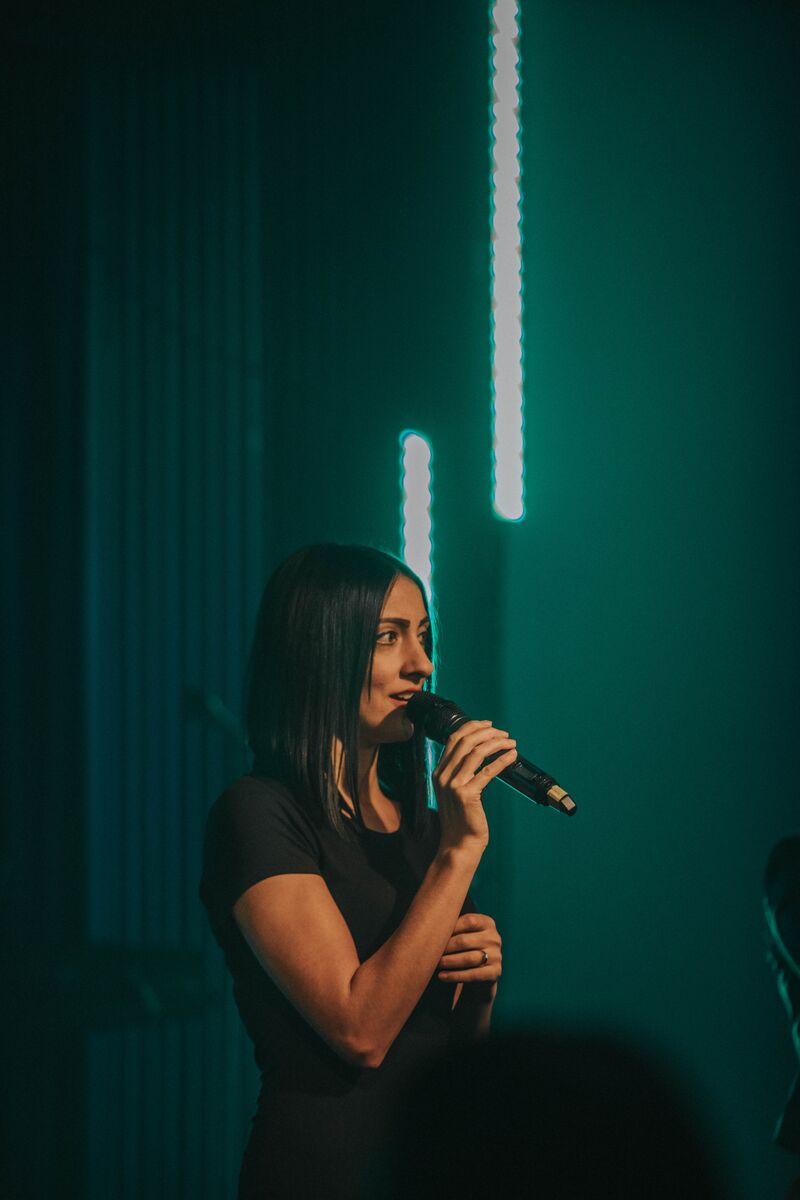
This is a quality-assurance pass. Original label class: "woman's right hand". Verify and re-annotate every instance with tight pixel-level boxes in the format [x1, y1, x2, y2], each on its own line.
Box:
[432, 720, 518, 857]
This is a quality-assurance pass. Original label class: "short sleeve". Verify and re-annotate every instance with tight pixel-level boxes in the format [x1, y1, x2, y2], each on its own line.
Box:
[200, 776, 322, 933]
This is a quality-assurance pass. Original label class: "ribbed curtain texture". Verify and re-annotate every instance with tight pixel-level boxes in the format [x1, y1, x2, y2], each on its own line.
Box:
[84, 60, 267, 1198]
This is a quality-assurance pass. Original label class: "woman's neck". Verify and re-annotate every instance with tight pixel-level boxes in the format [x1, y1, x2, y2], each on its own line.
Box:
[337, 743, 395, 815]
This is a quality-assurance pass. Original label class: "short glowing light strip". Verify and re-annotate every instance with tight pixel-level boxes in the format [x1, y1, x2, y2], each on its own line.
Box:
[399, 430, 439, 802]
[490, 0, 525, 521]
[399, 431, 433, 602]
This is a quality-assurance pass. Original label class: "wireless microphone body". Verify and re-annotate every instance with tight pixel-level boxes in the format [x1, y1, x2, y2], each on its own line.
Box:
[405, 691, 576, 817]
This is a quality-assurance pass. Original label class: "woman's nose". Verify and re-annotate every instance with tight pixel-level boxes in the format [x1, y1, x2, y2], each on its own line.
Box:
[407, 644, 433, 676]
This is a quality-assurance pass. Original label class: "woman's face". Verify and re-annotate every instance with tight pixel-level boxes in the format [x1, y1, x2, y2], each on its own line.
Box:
[359, 574, 433, 745]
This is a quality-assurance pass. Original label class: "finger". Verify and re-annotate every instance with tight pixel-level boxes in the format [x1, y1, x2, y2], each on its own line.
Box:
[477, 745, 518, 780]
[443, 929, 500, 957]
[449, 740, 517, 785]
[453, 913, 492, 932]
[435, 720, 512, 768]
[439, 950, 493, 971]
[433, 720, 493, 776]
[448, 734, 515, 778]
[472, 744, 520, 775]
[438, 965, 498, 981]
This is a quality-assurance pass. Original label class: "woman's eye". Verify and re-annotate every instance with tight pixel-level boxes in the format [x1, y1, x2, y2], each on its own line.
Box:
[376, 629, 431, 649]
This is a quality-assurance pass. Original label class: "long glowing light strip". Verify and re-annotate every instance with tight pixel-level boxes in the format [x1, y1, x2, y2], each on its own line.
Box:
[399, 431, 433, 602]
[490, 0, 525, 521]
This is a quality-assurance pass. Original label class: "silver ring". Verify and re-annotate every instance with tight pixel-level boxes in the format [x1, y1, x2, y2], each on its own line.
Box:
[479, 949, 489, 966]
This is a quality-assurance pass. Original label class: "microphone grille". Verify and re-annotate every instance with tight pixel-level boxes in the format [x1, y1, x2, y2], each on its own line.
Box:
[405, 691, 467, 743]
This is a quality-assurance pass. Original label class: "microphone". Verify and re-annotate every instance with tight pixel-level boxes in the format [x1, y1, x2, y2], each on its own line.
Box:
[405, 690, 576, 817]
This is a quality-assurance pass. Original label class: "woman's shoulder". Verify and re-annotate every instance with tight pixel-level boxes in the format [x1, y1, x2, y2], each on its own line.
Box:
[217, 772, 296, 806]
[200, 774, 323, 919]
[206, 773, 315, 838]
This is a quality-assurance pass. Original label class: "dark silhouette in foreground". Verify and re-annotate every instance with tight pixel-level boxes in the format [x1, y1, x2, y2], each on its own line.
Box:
[369, 1027, 730, 1199]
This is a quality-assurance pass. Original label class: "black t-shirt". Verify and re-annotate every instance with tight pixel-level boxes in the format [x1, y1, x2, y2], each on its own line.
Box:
[200, 773, 477, 1199]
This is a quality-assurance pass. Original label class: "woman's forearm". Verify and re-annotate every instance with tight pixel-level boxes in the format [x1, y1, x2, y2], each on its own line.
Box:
[348, 848, 482, 1066]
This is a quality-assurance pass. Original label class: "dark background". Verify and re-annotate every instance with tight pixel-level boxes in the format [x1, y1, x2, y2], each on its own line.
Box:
[3, 2, 799, 1196]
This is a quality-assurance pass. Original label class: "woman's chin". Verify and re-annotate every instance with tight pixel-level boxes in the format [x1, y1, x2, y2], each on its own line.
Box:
[360, 708, 416, 744]
[379, 712, 415, 740]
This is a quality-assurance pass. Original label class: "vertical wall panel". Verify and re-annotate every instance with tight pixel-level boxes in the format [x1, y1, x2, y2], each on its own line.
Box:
[84, 56, 267, 1200]
[76, 6, 493, 1197]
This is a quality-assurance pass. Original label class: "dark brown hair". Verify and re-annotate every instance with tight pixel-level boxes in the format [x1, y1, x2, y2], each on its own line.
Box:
[243, 543, 438, 841]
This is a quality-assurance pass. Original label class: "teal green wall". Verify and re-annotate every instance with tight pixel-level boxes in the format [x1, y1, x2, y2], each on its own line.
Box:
[6, 3, 797, 1196]
[496, 3, 799, 1196]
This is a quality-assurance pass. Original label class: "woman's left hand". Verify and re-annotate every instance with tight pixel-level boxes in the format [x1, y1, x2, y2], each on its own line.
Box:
[437, 912, 502, 985]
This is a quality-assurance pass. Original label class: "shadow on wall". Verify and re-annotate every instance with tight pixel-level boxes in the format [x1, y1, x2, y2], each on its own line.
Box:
[370, 1026, 732, 1199]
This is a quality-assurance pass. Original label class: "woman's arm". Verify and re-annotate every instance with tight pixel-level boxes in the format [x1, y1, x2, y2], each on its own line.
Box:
[234, 845, 482, 1069]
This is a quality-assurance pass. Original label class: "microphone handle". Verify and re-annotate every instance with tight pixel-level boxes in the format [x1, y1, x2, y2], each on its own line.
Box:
[481, 748, 577, 816]
[424, 705, 577, 817]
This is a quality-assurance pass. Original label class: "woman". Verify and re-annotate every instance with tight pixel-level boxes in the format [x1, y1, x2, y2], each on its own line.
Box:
[200, 543, 515, 1198]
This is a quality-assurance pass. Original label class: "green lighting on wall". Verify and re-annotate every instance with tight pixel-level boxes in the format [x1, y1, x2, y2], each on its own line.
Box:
[490, 0, 525, 521]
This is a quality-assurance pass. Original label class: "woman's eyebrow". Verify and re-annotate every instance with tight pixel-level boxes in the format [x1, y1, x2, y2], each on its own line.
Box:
[378, 617, 431, 627]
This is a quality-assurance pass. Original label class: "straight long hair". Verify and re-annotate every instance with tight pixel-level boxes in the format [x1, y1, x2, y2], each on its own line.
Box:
[244, 543, 438, 842]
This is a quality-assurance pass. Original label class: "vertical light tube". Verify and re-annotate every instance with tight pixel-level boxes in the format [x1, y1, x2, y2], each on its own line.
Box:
[490, 0, 525, 521]
[399, 430, 434, 602]
[399, 429, 439, 799]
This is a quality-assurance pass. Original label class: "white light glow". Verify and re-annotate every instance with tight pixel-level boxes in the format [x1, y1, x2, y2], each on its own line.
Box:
[490, 0, 525, 521]
[399, 431, 433, 601]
